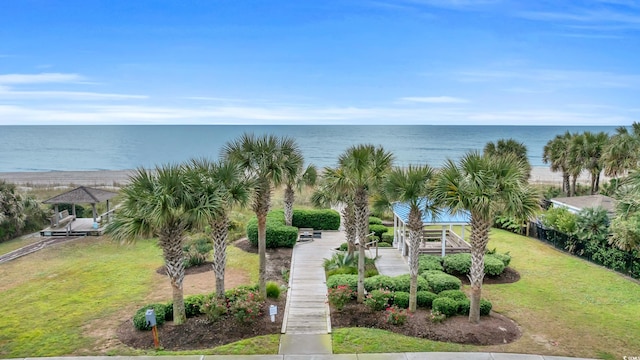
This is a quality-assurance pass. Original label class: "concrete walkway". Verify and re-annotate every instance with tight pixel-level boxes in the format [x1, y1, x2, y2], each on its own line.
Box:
[278, 231, 344, 355]
[374, 248, 409, 276]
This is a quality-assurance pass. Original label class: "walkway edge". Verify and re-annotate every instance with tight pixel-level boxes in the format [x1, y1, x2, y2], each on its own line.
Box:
[280, 240, 298, 334]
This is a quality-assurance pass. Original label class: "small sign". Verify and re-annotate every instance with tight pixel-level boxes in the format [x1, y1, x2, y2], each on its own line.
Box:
[269, 305, 278, 322]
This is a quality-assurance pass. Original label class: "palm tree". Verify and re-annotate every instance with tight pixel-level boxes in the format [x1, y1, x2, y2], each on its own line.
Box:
[582, 131, 609, 194]
[312, 166, 357, 256]
[567, 132, 586, 197]
[106, 165, 217, 324]
[222, 133, 304, 296]
[383, 165, 436, 312]
[484, 138, 531, 178]
[187, 158, 252, 297]
[610, 171, 640, 252]
[283, 164, 317, 226]
[335, 144, 393, 302]
[433, 152, 538, 323]
[603, 124, 640, 180]
[543, 132, 572, 196]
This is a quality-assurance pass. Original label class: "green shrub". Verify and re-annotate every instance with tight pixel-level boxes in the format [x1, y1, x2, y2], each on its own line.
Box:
[386, 305, 408, 325]
[292, 209, 341, 230]
[490, 252, 511, 267]
[432, 297, 458, 317]
[364, 289, 393, 311]
[184, 294, 205, 317]
[132, 303, 167, 331]
[164, 301, 173, 321]
[381, 233, 394, 243]
[416, 291, 437, 308]
[422, 270, 461, 293]
[365, 268, 379, 277]
[338, 242, 349, 251]
[201, 295, 228, 322]
[369, 224, 389, 240]
[457, 299, 471, 315]
[442, 253, 471, 275]
[266, 281, 281, 299]
[378, 242, 392, 247]
[484, 255, 506, 276]
[246, 210, 298, 248]
[392, 291, 410, 309]
[369, 216, 383, 225]
[183, 236, 212, 268]
[364, 275, 395, 291]
[419, 255, 444, 272]
[392, 274, 429, 292]
[324, 252, 356, 270]
[480, 299, 493, 316]
[327, 267, 357, 276]
[326, 274, 358, 291]
[225, 285, 259, 303]
[437, 289, 467, 301]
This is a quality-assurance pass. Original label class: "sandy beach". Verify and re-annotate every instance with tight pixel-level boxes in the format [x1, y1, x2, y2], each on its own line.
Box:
[0, 166, 598, 187]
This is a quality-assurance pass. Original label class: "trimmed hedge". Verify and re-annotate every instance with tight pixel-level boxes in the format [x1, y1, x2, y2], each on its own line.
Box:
[293, 209, 341, 230]
[393, 274, 430, 292]
[491, 252, 511, 267]
[432, 297, 458, 317]
[369, 224, 389, 240]
[416, 291, 437, 308]
[246, 210, 298, 248]
[364, 275, 396, 291]
[480, 299, 493, 316]
[327, 274, 358, 292]
[184, 294, 206, 318]
[378, 242, 392, 247]
[369, 216, 383, 225]
[418, 255, 444, 272]
[392, 291, 410, 309]
[442, 253, 507, 276]
[381, 233, 394, 243]
[421, 270, 461, 293]
[436, 289, 467, 301]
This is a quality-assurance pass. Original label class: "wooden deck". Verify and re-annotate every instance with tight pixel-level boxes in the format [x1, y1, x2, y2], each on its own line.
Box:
[398, 229, 471, 256]
[40, 218, 106, 237]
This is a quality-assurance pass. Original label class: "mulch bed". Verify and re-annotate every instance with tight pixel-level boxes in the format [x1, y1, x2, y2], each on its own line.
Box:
[116, 297, 286, 350]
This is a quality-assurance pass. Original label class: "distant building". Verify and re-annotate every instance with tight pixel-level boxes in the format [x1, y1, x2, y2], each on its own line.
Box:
[549, 195, 617, 217]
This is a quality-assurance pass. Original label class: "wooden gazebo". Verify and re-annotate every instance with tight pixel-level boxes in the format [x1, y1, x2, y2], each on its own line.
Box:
[42, 186, 118, 236]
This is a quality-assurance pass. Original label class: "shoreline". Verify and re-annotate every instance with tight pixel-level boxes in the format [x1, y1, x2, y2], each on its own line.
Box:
[0, 167, 599, 187]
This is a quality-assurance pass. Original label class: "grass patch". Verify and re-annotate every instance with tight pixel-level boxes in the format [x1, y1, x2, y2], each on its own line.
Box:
[0, 237, 162, 357]
[332, 328, 470, 353]
[481, 229, 640, 358]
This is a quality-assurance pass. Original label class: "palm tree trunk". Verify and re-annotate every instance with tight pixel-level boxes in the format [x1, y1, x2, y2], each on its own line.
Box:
[342, 202, 356, 256]
[212, 215, 229, 298]
[562, 172, 570, 196]
[284, 185, 295, 226]
[354, 188, 369, 303]
[408, 207, 422, 312]
[160, 225, 187, 324]
[468, 215, 491, 324]
[254, 185, 271, 298]
[591, 171, 597, 194]
[571, 175, 578, 197]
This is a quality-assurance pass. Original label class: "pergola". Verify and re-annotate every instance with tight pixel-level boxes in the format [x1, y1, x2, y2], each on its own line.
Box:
[391, 198, 471, 257]
[43, 186, 118, 225]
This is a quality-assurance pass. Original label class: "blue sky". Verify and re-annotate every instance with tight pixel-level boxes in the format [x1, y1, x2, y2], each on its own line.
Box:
[0, 0, 639, 125]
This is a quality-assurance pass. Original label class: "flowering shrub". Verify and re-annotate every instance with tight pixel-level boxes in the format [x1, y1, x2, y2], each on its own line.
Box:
[428, 310, 446, 323]
[200, 295, 228, 322]
[386, 305, 409, 325]
[364, 289, 392, 311]
[327, 285, 354, 311]
[229, 290, 263, 323]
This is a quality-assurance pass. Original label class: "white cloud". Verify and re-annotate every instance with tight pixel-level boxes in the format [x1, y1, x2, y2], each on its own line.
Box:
[457, 68, 640, 88]
[399, 96, 469, 103]
[0, 73, 85, 84]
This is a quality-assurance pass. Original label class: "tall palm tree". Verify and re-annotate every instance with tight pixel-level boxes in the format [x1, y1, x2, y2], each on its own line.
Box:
[312, 166, 357, 255]
[433, 152, 538, 323]
[582, 131, 609, 194]
[106, 165, 217, 324]
[335, 144, 393, 302]
[567, 132, 586, 197]
[383, 165, 436, 312]
[284, 164, 317, 226]
[484, 138, 531, 178]
[187, 158, 252, 297]
[610, 171, 640, 252]
[543, 132, 572, 196]
[222, 133, 304, 296]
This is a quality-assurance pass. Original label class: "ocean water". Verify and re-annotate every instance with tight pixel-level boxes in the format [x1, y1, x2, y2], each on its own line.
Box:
[0, 125, 618, 172]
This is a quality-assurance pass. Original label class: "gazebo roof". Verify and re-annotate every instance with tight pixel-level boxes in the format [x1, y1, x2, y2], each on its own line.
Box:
[43, 186, 118, 204]
[391, 198, 471, 225]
